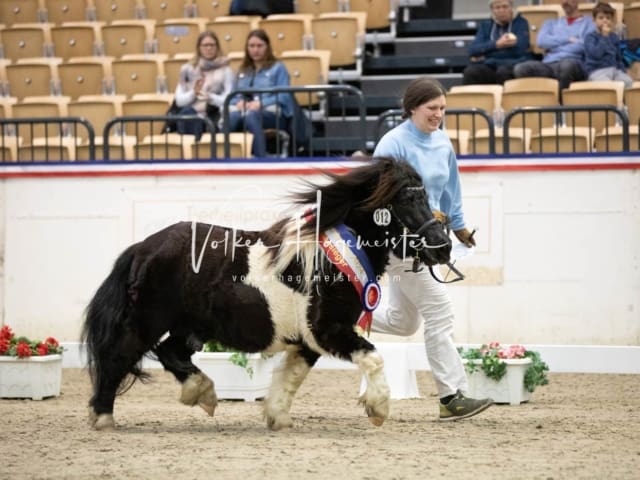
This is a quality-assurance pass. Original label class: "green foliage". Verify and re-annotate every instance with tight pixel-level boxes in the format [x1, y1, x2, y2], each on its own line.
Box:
[202, 341, 253, 378]
[459, 343, 549, 393]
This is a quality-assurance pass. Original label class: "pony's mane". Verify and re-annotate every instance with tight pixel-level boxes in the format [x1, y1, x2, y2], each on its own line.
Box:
[267, 157, 421, 284]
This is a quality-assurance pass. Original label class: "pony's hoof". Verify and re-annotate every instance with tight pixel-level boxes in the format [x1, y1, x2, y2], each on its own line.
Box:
[180, 373, 213, 406]
[88, 407, 97, 426]
[265, 413, 293, 431]
[198, 402, 216, 417]
[93, 414, 116, 431]
[368, 416, 385, 427]
[360, 396, 389, 427]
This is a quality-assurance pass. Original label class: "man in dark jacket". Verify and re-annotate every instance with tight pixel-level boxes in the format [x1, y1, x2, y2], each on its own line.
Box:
[463, 0, 534, 84]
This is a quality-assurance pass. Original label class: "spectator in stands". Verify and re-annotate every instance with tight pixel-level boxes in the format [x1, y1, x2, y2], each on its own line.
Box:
[228, 29, 294, 157]
[584, 2, 633, 88]
[372, 77, 493, 422]
[463, 0, 534, 85]
[174, 31, 233, 140]
[514, 0, 595, 91]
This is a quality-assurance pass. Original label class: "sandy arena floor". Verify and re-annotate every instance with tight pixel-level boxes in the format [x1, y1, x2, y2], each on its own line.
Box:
[1, 368, 639, 479]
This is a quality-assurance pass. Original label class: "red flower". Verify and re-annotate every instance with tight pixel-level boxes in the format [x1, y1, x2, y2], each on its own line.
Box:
[15, 341, 32, 358]
[0, 338, 9, 354]
[37, 343, 49, 356]
[0, 325, 13, 341]
[45, 337, 59, 348]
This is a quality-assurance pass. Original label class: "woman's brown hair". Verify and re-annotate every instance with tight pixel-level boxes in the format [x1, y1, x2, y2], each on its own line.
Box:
[402, 77, 447, 119]
[239, 29, 277, 73]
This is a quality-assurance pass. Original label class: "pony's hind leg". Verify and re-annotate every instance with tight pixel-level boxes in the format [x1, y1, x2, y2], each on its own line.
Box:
[88, 334, 150, 431]
[153, 334, 218, 417]
[264, 346, 318, 431]
[353, 349, 390, 426]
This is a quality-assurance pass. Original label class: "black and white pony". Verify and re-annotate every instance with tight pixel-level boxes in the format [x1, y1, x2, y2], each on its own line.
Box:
[82, 157, 452, 430]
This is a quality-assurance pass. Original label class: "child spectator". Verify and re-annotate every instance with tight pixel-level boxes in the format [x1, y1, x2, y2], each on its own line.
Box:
[584, 2, 633, 87]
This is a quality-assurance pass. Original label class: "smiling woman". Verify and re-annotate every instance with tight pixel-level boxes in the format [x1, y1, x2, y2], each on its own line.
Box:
[370, 76, 493, 422]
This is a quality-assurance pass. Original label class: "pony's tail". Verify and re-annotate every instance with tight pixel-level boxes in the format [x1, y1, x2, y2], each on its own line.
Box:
[81, 245, 149, 393]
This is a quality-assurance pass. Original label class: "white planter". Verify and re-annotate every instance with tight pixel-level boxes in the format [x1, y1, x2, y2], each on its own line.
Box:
[0, 354, 63, 400]
[191, 352, 276, 402]
[464, 358, 533, 405]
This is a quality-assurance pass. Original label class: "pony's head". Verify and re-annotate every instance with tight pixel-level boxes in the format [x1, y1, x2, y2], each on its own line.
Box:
[292, 157, 452, 267]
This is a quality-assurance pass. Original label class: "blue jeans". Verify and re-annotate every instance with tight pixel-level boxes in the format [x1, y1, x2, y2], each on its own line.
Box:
[513, 58, 586, 92]
[176, 106, 206, 141]
[228, 110, 286, 157]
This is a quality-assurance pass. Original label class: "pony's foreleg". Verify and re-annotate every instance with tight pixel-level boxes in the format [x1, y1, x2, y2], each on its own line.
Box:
[264, 347, 317, 431]
[153, 334, 218, 416]
[353, 350, 390, 427]
[180, 372, 218, 416]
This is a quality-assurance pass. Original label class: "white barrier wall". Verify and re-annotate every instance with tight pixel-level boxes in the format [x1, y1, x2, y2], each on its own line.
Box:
[0, 157, 639, 371]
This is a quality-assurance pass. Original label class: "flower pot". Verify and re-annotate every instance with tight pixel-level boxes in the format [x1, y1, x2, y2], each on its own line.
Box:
[0, 354, 62, 400]
[191, 352, 276, 402]
[464, 358, 533, 405]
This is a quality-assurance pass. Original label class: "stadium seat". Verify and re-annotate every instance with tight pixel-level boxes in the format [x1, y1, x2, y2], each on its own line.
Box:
[111, 57, 164, 97]
[624, 85, 640, 129]
[445, 87, 498, 132]
[77, 135, 137, 160]
[5, 60, 58, 99]
[121, 97, 173, 140]
[469, 127, 532, 155]
[42, 0, 91, 24]
[68, 97, 125, 141]
[0, 24, 54, 61]
[11, 96, 70, 144]
[562, 81, 625, 133]
[310, 12, 366, 80]
[0, 0, 43, 26]
[57, 58, 112, 99]
[51, 23, 102, 59]
[163, 54, 192, 93]
[595, 125, 639, 152]
[446, 129, 469, 156]
[135, 133, 192, 160]
[295, 0, 343, 15]
[258, 15, 312, 56]
[192, 0, 233, 20]
[625, 3, 640, 39]
[281, 49, 331, 116]
[192, 132, 254, 159]
[530, 126, 595, 153]
[501, 77, 559, 136]
[101, 20, 155, 58]
[139, 1, 192, 21]
[90, 0, 144, 22]
[154, 19, 205, 57]
[0, 135, 21, 162]
[207, 17, 256, 55]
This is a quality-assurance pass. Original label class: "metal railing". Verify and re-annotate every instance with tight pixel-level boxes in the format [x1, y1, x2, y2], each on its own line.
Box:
[103, 115, 216, 160]
[221, 84, 367, 158]
[1, 97, 637, 163]
[0, 117, 95, 162]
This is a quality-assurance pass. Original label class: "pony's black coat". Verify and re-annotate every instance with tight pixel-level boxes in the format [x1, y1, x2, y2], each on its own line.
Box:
[82, 158, 452, 419]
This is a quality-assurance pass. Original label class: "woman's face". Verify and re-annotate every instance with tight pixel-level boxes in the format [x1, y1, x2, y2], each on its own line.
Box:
[247, 35, 268, 64]
[199, 36, 218, 60]
[411, 95, 446, 133]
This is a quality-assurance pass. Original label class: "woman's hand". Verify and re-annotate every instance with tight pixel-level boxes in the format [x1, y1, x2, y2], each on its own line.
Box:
[193, 78, 204, 97]
[454, 228, 476, 247]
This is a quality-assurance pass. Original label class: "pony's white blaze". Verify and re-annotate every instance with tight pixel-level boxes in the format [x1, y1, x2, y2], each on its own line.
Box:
[244, 241, 319, 353]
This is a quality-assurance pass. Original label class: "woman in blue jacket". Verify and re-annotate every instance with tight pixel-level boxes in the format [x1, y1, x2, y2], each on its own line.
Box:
[463, 0, 534, 85]
[228, 29, 294, 157]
